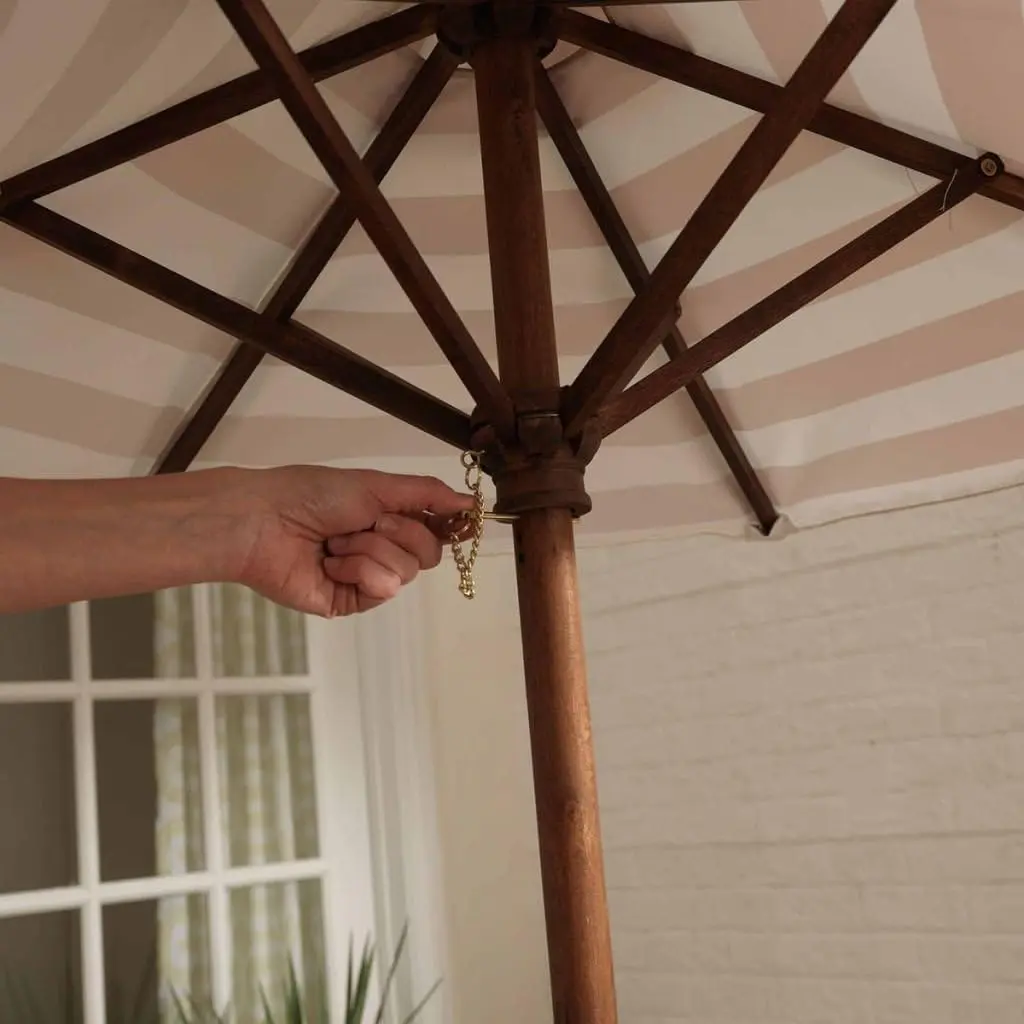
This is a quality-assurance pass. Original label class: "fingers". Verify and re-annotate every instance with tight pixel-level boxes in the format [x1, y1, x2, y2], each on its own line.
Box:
[361, 471, 475, 518]
[323, 554, 403, 601]
[327, 514, 444, 571]
[323, 515, 443, 608]
[319, 511, 457, 617]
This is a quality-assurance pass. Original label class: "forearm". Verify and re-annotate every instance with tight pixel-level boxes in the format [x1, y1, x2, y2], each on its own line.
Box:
[0, 469, 256, 614]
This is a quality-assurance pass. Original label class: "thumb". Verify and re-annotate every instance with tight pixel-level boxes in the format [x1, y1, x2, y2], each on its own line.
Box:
[361, 471, 474, 517]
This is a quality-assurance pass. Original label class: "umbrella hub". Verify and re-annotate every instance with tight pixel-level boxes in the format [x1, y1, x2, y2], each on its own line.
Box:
[436, 1, 558, 62]
[470, 392, 602, 518]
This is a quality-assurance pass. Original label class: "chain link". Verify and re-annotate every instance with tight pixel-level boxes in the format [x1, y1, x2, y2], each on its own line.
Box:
[451, 450, 485, 599]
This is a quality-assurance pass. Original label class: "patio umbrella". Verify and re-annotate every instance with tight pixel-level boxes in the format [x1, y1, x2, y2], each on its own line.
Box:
[1, 0, 1021, 1020]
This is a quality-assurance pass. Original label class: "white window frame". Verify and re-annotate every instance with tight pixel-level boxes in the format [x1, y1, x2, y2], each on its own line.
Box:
[0, 586, 449, 1024]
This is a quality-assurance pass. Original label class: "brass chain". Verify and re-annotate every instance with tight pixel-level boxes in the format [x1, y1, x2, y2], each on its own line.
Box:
[451, 450, 485, 599]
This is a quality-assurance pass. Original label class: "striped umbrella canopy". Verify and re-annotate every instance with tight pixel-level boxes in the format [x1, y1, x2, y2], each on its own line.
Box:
[1, 0, 1021, 541]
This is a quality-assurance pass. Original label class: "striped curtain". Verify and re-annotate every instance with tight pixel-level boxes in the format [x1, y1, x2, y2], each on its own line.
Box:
[153, 584, 325, 1020]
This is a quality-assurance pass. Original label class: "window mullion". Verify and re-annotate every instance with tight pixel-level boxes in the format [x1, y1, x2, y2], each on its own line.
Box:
[71, 601, 106, 1024]
[194, 583, 233, 1008]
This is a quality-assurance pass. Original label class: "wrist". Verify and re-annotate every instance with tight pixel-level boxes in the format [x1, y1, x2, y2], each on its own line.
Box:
[184, 467, 270, 586]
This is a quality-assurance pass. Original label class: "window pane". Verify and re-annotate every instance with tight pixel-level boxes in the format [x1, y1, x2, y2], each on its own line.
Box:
[230, 879, 325, 1022]
[103, 895, 211, 1020]
[0, 910, 81, 1022]
[91, 589, 196, 680]
[217, 694, 319, 867]
[0, 702, 77, 892]
[0, 606, 70, 681]
[96, 699, 204, 881]
[210, 584, 307, 677]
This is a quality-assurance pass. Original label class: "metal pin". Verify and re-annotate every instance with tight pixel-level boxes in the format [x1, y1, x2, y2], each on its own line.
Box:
[479, 511, 519, 523]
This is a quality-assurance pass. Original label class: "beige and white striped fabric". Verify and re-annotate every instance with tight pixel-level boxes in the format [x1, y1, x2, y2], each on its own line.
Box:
[1, 0, 1023, 539]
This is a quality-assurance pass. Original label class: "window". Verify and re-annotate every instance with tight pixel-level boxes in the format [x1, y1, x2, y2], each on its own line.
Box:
[0, 585, 382, 1022]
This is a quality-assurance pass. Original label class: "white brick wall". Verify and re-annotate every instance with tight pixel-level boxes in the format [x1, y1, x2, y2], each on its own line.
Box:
[581, 486, 1024, 1024]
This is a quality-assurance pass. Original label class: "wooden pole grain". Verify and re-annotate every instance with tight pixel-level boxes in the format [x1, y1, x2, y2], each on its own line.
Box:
[471, 28, 619, 1024]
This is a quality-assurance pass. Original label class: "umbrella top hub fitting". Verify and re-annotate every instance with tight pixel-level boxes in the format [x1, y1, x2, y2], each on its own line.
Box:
[436, 2, 558, 61]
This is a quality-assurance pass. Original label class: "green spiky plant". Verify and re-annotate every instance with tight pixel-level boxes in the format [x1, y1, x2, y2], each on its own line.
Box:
[169, 924, 439, 1024]
[1, 923, 438, 1024]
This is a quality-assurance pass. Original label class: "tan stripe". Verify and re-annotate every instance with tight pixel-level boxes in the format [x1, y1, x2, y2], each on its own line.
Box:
[735, 288, 1024, 433]
[0, 0, 16, 39]
[294, 301, 630, 363]
[0, 225, 233, 359]
[780, 404, 1024, 506]
[0, 363, 451, 463]
[0, 0, 189, 175]
[10, 324, 1024, 518]
[302, 196, 1011, 370]
[741, 0, 865, 110]
[0, 218, 622, 361]
[0, 364, 182, 459]
[619, 287, 1024, 446]
[328, 120, 838, 258]
[548, 49, 655, 134]
[135, 127, 332, 250]
[108, 52, 843, 254]
[917, 0, 1024, 170]
[134, 118, 775, 255]
[201, 411, 452, 465]
[323, 47, 424, 126]
[681, 194, 1019, 338]
[607, 4, 690, 47]
[13, 276, 1019, 465]
[2, 187, 1008, 387]
[164, 0, 322, 104]
[585, 403, 1024, 533]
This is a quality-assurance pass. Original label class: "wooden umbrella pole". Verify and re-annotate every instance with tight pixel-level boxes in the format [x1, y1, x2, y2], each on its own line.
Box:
[460, 9, 619, 1022]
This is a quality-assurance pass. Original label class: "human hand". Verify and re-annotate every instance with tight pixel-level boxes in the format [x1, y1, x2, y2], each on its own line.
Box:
[231, 465, 474, 617]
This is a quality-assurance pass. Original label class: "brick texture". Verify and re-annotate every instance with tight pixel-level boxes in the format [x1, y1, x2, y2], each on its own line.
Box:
[581, 486, 1024, 1023]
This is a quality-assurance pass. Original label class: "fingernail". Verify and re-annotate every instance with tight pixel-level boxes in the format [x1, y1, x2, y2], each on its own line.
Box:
[376, 514, 399, 534]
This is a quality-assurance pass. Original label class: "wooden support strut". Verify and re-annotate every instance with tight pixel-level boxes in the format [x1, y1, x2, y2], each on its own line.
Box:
[561, 0, 901, 438]
[599, 154, 1002, 435]
[556, 10, 1024, 216]
[462, 9, 618, 1023]
[0, 6, 437, 208]
[216, 0, 516, 441]
[534, 64, 778, 535]
[1, 201, 471, 449]
[154, 44, 461, 474]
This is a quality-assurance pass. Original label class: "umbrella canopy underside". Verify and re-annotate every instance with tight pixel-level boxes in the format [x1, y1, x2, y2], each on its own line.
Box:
[1, 0, 1021, 541]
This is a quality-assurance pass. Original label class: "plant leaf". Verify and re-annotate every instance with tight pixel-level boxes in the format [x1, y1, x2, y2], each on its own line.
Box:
[399, 978, 442, 1024]
[259, 983, 278, 1024]
[345, 936, 354, 1018]
[348, 938, 374, 1024]
[373, 923, 409, 1024]
[284, 959, 304, 1024]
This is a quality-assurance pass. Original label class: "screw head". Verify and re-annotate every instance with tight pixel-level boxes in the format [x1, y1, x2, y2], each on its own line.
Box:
[980, 154, 1002, 178]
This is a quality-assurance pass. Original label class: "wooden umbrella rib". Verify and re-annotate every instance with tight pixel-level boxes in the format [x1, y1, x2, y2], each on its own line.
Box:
[3, 201, 471, 449]
[599, 156, 999, 436]
[215, 0, 515, 440]
[558, 10, 1024, 215]
[561, 0, 900, 438]
[154, 44, 462, 475]
[534, 64, 777, 533]
[0, 7, 435, 209]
